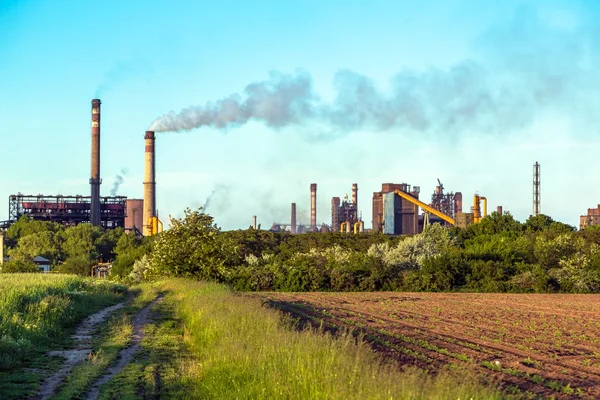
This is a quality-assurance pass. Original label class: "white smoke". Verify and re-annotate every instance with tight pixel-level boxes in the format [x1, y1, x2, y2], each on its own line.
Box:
[149, 7, 600, 138]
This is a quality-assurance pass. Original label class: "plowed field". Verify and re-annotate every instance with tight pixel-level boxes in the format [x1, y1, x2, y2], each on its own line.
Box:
[257, 292, 600, 399]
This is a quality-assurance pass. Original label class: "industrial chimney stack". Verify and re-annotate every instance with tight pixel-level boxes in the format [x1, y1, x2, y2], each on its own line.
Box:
[310, 183, 317, 228]
[352, 183, 358, 209]
[291, 203, 297, 234]
[143, 131, 156, 236]
[90, 99, 102, 226]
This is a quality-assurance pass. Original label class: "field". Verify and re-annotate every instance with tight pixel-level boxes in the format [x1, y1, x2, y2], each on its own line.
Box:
[0, 274, 126, 398]
[258, 292, 600, 399]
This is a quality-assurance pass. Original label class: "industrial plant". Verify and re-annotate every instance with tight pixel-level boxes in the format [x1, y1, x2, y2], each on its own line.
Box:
[0, 100, 590, 236]
[0, 99, 161, 236]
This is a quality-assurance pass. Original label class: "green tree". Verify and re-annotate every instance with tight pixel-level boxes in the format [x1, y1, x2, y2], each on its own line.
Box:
[9, 231, 61, 262]
[149, 208, 231, 279]
[111, 233, 152, 277]
[5, 216, 62, 248]
[60, 223, 103, 261]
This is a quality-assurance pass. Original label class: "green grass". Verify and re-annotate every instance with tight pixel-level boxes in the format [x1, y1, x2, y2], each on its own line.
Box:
[110, 279, 502, 400]
[0, 273, 126, 398]
[51, 283, 161, 400]
[97, 288, 193, 399]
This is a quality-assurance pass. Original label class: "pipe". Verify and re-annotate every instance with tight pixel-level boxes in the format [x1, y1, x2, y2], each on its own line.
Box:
[310, 183, 317, 228]
[0, 231, 4, 264]
[90, 99, 102, 226]
[291, 203, 297, 234]
[143, 131, 156, 236]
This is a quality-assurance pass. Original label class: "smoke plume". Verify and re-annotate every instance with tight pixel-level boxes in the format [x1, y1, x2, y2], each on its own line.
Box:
[149, 71, 316, 132]
[149, 10, 600, 138]
[110, 168, 128, 196]
[201, 190, 216, 212]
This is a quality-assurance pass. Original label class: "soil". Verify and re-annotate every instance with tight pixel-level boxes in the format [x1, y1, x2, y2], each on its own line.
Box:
[257, 292, 600, 400]
[37, 302, 126, 400]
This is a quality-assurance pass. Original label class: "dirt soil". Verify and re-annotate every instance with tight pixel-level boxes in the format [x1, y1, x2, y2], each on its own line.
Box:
[85, 295, 164, 400]
[256, 292, 600, 400]
[38, 302, 126, 400]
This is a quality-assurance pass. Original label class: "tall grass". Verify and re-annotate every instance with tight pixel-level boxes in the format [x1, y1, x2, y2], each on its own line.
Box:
[163, 279, 502, 400]
[0, 274, 126, 371]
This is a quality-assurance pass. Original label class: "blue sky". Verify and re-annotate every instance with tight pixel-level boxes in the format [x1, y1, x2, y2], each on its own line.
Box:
[1, 0, 599, 230]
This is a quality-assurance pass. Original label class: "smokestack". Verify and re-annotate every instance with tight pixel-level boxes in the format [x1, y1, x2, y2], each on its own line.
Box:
[310, 183, 317, 228]
[90, 99, 102, 226]
[252, 215, 257, 229]
[143, 131, 156, 236]
[497, 206, 503, 215]
[352, 183, 358, 210]
[291, 203, 297, 234]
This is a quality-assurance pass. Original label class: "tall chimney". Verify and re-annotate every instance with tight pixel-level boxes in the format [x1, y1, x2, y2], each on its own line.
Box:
[291, 203, 297, 234]
[252, 215, 257, 229]
[90, 99, 102, 226]
[143, 131, 156, 236]
[310, 183, 317, 228]
[352, 183, 358, 210]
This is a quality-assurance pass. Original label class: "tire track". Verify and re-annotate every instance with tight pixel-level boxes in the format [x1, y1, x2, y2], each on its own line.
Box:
[37, 302, 126, 400]
[85, 294, 164, 400]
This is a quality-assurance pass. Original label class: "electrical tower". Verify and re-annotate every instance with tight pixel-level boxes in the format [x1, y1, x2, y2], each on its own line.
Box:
[533, 161, 541, 216]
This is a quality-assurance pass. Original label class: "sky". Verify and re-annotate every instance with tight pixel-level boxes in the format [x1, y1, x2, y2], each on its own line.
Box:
[1, 0, 600, 230]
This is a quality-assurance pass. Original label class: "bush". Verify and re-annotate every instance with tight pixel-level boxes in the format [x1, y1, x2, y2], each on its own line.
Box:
[0, 260, 38, 273]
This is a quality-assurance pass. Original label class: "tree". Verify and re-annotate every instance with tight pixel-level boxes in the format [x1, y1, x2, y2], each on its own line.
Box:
[149, 208, 231, 279]
[5, 216, 62, 248]
[60, 223, 103, 261]
[9, 231, 61, 262]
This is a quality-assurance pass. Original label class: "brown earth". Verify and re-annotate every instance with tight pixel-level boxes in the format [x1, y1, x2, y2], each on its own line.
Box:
[255, 292, 600, 399]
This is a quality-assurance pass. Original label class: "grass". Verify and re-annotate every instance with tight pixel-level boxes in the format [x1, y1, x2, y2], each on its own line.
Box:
[0, 273, 126, 399]
[105, 279, 502, 400]
[51, 283, 161, 400]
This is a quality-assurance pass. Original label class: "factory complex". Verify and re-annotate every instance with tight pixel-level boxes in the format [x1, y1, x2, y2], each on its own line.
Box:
[0, 100, 598, 234]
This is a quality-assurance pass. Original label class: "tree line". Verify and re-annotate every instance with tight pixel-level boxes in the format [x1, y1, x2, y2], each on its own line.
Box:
[4, 210, 600, 293]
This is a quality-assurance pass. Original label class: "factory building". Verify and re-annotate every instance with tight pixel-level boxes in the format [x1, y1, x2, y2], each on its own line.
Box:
[7, 194, 126, 228]
[125, 199, 144, 234]
[331, 183, 363, 233]
[580, 205, 600, 230]
[372, 183, 420, 235]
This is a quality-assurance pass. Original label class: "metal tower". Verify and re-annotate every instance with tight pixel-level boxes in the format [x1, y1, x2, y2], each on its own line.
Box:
[533, 161, 541, 216]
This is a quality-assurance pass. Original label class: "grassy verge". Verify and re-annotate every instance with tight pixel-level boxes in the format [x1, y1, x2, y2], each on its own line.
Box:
[0, 274, 126, 399]
[51, 283, 162, 400]
[101, 279, 501, 399]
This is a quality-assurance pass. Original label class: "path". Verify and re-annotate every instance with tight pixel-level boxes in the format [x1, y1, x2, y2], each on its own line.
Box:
[37, 302, 126, 400]
[85, 294, 164, 400]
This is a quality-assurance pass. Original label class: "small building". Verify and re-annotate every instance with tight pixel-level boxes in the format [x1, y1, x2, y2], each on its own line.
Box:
[580, 205, 600, 230]
[33, 256, 51, 273]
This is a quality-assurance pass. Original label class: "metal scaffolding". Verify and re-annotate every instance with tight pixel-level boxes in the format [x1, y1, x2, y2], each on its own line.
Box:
[7, 193, 127, 228]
